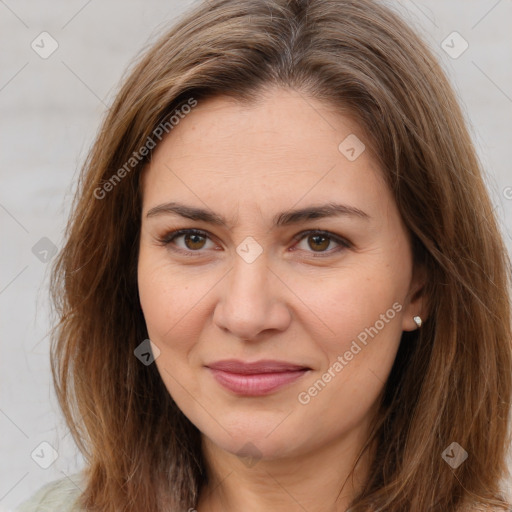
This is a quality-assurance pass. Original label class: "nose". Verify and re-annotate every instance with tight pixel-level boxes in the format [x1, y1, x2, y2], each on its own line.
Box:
[213, 253, 292, 341]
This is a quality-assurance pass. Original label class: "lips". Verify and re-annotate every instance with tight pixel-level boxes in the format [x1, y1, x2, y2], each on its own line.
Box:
[206, 359, 310, 373]
[205, 359, 310, 396]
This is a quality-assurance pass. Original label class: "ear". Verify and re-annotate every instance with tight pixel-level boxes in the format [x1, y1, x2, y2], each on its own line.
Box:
[401, 263, 428, 332]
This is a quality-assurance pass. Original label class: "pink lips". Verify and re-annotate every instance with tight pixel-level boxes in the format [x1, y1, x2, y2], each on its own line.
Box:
[206, 359, 310, 396]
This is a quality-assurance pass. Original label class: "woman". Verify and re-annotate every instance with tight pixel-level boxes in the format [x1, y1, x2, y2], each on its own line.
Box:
[16, 0, 512, 511]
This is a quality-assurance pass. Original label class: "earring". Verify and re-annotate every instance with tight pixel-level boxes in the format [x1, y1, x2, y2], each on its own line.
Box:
[413, 316, 422, 328]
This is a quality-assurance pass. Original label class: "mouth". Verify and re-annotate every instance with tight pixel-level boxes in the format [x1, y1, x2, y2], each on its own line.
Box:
[205, 359, 311, 396]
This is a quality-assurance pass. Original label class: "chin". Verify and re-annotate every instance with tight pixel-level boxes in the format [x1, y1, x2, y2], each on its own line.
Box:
[203, 422, 302, 463]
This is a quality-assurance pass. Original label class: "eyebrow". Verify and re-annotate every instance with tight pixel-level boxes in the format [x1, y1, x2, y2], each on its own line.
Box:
[145, 201, 370, 227]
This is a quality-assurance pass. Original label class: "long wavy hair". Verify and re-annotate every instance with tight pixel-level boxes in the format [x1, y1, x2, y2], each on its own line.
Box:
[49, 0, 512, 510]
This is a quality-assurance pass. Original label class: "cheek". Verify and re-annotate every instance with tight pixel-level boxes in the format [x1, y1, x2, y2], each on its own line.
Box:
[294, 273, 404, 430]
[137, 253, 210, 403]
[137, 251, 209, 350]
[292, 264, 404, 352]
[292, 264, 406, 421]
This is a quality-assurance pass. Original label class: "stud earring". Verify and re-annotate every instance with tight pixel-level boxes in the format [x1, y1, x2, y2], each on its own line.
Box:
[413, 316, 422, 328]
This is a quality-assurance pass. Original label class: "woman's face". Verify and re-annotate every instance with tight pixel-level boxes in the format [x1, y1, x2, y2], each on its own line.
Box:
[137, 87, 425, 461]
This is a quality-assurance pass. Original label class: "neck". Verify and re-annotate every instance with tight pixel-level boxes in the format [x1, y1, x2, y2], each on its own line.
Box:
[196, 422, 376, 512]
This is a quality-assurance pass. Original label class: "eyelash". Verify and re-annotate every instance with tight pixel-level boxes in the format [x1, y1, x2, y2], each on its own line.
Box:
[156, 228, 351, 258]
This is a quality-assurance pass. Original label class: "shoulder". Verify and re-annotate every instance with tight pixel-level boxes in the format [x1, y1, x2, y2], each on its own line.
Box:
[14, 471, 86, 512]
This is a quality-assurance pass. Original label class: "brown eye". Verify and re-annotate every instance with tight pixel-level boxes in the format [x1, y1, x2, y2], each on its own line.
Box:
[158, 229, 215, 254]
[293, 230, 351, 256]
[183, 232, 207, 250]
[307, 234, 331, 252]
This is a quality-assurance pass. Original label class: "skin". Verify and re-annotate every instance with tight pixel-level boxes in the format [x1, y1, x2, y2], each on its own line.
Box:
[137, 87, 427, 512]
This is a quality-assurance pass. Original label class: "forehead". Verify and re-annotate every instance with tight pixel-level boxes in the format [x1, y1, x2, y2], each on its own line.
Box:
[153, 89, 364, 161]
[141, 88, 391, 221]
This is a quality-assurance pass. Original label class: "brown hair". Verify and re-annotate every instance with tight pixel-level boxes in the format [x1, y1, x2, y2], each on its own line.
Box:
[50, 0, 512, 510]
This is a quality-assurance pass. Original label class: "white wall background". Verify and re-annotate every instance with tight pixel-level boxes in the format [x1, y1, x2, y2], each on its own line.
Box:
[1, 0, 511, 510]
